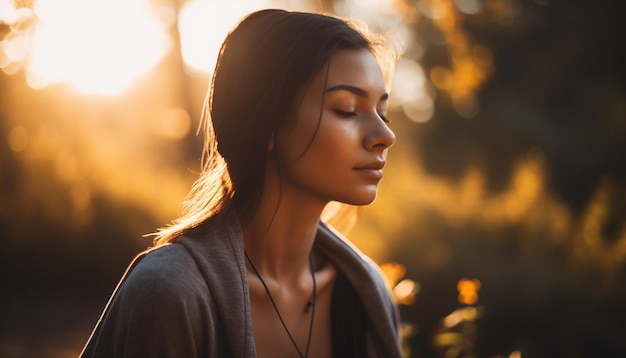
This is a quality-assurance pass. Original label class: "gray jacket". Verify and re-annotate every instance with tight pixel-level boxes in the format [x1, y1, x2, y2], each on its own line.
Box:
[81, 217, 402, 357]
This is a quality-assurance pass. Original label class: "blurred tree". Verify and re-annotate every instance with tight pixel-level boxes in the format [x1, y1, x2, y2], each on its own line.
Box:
[345, 0, 626, 356]
[1, 0, 626, 357]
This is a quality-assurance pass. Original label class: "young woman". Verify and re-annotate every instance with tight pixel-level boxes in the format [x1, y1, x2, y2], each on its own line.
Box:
[81, 9, 401, 358]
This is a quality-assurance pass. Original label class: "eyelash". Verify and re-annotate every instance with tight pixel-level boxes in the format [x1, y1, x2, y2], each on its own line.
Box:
[334, 109, 357, 118]
[334, 109, 390, 123]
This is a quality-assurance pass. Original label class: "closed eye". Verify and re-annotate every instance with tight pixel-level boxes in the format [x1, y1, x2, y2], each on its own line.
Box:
[334, 109, 357, 118]
[335, 109, 390, 124]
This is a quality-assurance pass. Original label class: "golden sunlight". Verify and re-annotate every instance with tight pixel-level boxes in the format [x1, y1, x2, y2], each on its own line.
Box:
[0, 1, 33, 74]
[424, 0, 494, 118]
[178, 0, 270, 73]
[25, 0, 172, 95]
[390, 59, 435, 123]
[337, 0, 401, 26]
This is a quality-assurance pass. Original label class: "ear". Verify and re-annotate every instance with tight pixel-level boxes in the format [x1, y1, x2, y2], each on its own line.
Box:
[267, 131, 276, 151]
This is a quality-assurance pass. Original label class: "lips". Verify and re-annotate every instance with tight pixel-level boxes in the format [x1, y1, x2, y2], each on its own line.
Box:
[353, 161, 385, 180]
[353, 161, 386, 170]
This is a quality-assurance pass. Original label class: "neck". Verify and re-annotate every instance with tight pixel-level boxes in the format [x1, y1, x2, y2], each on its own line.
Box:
[243, 203, 322, 281]
[242, 165, 328, 281]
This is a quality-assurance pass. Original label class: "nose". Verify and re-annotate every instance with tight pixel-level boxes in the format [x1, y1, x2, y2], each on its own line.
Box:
[364, 115, 396, 151]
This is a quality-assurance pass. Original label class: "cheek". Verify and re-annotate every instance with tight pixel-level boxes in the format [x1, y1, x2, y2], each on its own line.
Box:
[276, 116, 360, 176]
[275, 114, 320, 164]
[277, 104, 360, 161]
[309, 121, 359, 160]
[288, 119, 362, 186]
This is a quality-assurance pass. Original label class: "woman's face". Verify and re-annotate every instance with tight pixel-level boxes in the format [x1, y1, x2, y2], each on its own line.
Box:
[273, 47, 396, 206]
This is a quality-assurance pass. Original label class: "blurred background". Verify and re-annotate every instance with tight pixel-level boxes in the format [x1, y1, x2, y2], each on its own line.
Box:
[1, 0, 625, 357]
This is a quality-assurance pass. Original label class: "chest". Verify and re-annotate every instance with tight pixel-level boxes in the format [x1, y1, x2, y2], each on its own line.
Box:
[248, 262, 337, 358]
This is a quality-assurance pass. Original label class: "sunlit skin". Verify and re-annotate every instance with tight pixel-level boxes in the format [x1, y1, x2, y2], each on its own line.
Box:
[276, 47, 395, 208]
[243, 48, 395, 358]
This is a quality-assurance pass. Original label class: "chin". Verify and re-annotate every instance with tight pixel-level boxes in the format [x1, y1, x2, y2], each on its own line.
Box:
[342, 192, 378, 206]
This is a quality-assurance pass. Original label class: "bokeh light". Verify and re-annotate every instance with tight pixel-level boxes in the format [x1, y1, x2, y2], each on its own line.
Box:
[390, 59, 435, 123]
[1, 0, 174, 95]
[1, 0, 625, 357]
[178, 0, 270, 73]
[7, 125, 28, 152]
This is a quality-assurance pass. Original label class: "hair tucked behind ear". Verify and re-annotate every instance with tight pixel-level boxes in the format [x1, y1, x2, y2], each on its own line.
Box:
[150, 9, 397, 245]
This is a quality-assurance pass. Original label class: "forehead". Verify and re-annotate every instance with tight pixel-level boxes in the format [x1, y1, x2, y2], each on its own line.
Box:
[323, 48, 386, 93]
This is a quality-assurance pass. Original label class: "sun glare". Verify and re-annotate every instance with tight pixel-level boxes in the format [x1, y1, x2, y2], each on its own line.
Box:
[25, 0, 172, 95]
[178, 0, 270, 73]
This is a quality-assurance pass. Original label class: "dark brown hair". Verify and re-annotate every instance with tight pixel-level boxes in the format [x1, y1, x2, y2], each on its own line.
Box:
[154, 9, 382, 244]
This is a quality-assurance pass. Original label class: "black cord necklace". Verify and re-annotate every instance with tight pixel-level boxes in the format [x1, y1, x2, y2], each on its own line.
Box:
[245, 251, 317, 358]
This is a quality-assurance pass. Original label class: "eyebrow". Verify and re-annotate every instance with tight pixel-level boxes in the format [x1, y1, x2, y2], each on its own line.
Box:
[324, 84, 389, 101]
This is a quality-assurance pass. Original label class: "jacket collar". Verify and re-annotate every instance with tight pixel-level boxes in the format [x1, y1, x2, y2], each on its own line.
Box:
[180, 214, 401, 358]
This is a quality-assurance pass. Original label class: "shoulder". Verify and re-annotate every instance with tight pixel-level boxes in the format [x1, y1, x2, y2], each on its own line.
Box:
[129, 243, 199, 279]
[118, 243, 207, 302]
[317, 222, 403, 357]
[81, 243, 216, 357]
[316, 221, 397, 312]
[317, 222, 388, 284]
